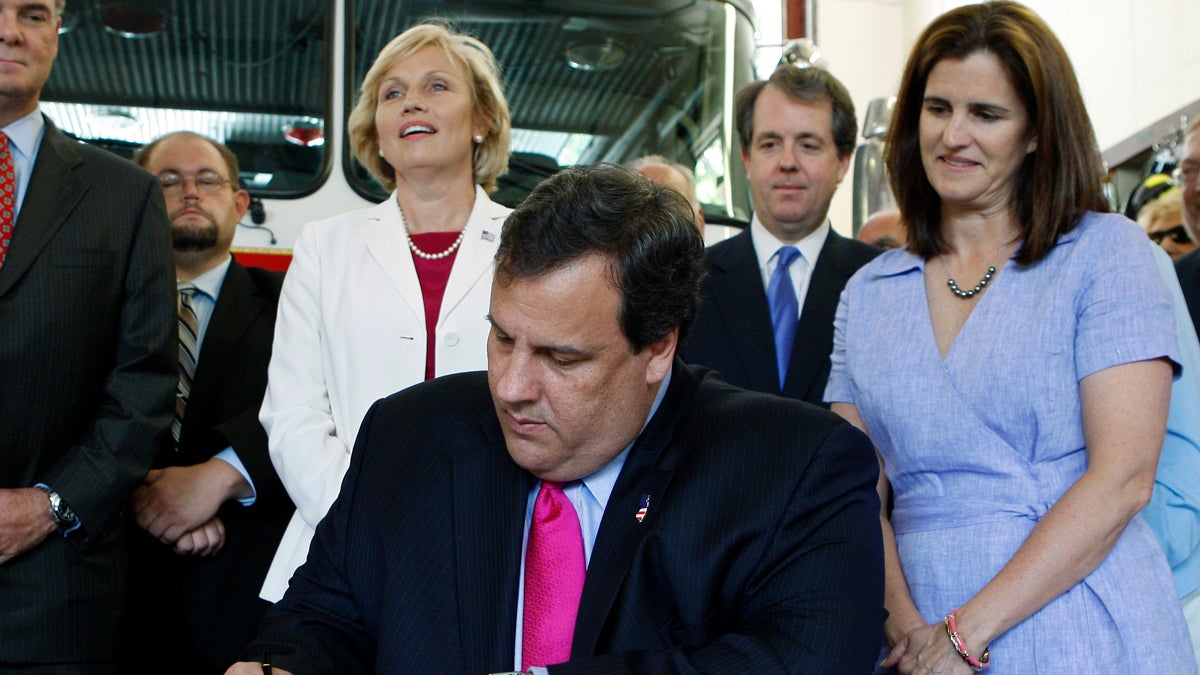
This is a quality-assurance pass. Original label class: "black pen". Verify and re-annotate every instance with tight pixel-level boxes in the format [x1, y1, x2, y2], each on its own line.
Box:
[262, 650, 272, 675]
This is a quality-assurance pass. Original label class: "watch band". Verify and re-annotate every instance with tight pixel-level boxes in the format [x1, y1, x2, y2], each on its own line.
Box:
[34, 484, 78, 529]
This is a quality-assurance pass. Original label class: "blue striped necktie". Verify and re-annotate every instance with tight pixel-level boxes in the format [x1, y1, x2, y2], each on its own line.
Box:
[767, 246, 800, 389]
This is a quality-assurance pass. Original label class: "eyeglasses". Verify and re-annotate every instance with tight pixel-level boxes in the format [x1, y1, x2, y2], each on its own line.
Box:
[1174, 163, 1199, 185]
[1149, 224, 1192, 245]
[157, 171, 233, 195]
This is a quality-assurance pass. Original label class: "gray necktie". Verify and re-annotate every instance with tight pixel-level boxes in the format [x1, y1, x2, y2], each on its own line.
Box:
[172, 283, 200, 447]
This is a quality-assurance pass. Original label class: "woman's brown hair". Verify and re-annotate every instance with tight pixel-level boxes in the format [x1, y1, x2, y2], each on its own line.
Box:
[886, 1, 1107, 264]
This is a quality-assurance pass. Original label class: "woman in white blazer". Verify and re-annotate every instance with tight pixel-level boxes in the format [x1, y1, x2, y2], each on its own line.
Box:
[259, 24, 513, 601]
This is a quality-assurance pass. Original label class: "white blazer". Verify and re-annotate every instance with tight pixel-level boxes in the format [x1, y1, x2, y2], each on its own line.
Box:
[259, 186, 509, 600]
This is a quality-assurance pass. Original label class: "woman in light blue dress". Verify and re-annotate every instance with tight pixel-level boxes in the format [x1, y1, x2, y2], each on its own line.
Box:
[826, 3, 1195, 673]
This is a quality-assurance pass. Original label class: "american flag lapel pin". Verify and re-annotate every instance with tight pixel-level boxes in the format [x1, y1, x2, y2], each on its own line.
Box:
[635, 493, 650, 523]
[481, 229, 496, 242]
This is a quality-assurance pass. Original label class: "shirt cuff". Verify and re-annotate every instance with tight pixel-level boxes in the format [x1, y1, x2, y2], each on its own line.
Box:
[33, 482, 82, 536]
[214, 448, 257, 506]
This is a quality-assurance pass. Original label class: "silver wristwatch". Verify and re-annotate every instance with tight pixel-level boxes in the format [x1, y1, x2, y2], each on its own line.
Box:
[35, 485, 78, 529]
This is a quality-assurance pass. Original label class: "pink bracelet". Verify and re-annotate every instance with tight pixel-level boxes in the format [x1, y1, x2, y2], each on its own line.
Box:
[944, 608, 990, 671]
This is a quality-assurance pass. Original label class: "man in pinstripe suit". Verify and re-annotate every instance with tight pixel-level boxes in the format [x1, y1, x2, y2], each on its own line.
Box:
[231, 164, 884, 675]
[0, 0, 176, 670]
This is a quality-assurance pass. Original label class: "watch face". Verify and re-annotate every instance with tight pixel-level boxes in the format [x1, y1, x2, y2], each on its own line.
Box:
[46, 491, 76, 526]
[56, 501, 76, 524]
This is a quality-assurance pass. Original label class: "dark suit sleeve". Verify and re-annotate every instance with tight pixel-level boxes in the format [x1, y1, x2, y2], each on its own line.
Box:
[213, 269, 288, 509]
[42, 177, 176, 547]
[1176, 252, 1200, 335]
[215, 408, 290, 508]
[555, 422, 885, 675]
[241, 402, 380, 673]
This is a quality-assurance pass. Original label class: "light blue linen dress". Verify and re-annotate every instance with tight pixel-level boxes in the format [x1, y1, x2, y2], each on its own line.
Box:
[826, 212, 1196, 673]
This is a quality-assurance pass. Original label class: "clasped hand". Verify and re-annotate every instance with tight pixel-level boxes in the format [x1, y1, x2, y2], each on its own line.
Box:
[131, 464, 234, 555]
[882, 622, 975, 675]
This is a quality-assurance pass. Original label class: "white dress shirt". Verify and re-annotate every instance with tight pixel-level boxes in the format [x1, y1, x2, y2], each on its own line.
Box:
[749, 216, 830, 319]
[180, 256, 257, 505]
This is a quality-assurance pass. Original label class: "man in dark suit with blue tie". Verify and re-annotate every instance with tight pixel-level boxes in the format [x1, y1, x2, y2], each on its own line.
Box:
[0, 1, 177, 670]
[228, 163, 885, 675]
[118, 132, 292, 673]
[680, 66, 881, 407]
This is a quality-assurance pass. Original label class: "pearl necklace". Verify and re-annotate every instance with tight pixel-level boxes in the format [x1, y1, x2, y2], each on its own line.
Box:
[399, 202, 467, 261]
[938, 242, 1011, 300]
[406, 227, 466, 260]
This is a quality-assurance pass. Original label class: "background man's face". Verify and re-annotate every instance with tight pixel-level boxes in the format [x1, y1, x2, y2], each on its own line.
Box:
[1180, 130, 1200, 239]
[0, 2, 59, 111]
[637, 162, 704, 231]
[143, 136, 247, 254]
[741, 85, 849, 243]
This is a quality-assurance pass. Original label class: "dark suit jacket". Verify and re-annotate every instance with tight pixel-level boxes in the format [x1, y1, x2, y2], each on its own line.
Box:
[680, 228, 881, 406]
[1176, 248, 1200, 335]
[122, 259, 292, 672]
[246, 362, 885, 674]
[0, 120, 176, 664]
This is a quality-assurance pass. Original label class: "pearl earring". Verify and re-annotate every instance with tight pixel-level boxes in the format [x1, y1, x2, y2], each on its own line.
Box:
[473, 134, 484, 144]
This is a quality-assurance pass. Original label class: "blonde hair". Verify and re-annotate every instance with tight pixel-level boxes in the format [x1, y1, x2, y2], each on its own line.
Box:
[1138, 187, 1184, 231]
[348, 23, 511, 192]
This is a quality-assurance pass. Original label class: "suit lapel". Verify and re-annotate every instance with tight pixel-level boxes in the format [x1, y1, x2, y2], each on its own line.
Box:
[454, 412, 530, 673]
[0, 121, 87, 298]
[706, 232, 779, 393]
[572, 363, 693, 656]
[360, 188, 504, 332]
[785, 230, 852, 398]
[440, 185, 503, 323]
[359, 197, 425, 322]
[183, 260, 263, 438]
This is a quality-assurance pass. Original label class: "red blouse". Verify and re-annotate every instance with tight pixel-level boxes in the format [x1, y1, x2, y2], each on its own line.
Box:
[409, 231, 461, 381]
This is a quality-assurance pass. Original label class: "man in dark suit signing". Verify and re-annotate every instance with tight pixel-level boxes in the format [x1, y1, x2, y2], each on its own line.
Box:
[680, 65, 880, 407]
[228, 163, 884, 674]
[0, 1, 177, 670]
[117, 132, 291, 672]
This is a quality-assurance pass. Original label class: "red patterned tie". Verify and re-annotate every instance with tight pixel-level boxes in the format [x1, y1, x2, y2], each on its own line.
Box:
[0, 132, 15, 270]
[522, 481, 586, 669]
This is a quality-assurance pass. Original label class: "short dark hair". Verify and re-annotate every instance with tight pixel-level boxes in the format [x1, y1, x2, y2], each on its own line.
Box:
[735, 66, 858, 158]
[133, 131, 242, 189]
[885, 1, 1106, 265]
[495, 163, 706, 352]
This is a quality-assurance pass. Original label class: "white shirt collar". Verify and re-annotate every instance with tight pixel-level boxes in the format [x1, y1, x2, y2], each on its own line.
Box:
[2, 109, 44, 162]
[750, 214, 830, 272]
[182, 254, 232, 301]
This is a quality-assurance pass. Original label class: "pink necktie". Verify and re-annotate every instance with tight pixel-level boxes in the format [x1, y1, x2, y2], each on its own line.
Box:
[522, 481, 586, 669]
[0, 132, 14, 270]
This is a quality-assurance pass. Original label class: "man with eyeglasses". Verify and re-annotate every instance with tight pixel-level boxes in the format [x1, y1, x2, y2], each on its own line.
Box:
[120, 132, 292, 672]
[1174, 117, 1200, 334]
